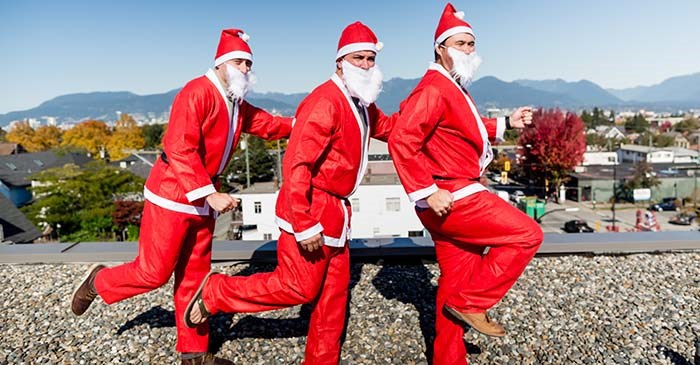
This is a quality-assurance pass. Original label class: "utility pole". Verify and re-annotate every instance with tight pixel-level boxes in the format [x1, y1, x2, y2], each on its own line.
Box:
[612, 159, 617, 231]
[276, 139, 283, 183]
[242, 135, 251, 188]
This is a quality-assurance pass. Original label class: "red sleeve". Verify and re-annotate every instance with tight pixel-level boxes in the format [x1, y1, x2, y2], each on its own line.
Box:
[162, 85, 215, 202]
[367, 104, 399, 142]
[240, 100, 293, 140]
[388, 86, 444, 202]
[481, 116, 506, 143]
[285, 97, 336, 237]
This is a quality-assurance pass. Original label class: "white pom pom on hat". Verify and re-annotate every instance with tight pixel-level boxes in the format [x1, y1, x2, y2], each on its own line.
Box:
[239, 32, 250, 42]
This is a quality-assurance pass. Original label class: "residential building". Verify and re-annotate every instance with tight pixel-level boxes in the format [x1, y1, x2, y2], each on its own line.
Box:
[0, 194, 42, 243]
[0, 151, 92, 206]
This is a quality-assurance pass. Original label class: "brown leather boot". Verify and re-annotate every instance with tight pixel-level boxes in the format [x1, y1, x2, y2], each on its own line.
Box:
[445, 305, 506, 337]
[181, 353, 234, 365]
[70, 264, 105, 316]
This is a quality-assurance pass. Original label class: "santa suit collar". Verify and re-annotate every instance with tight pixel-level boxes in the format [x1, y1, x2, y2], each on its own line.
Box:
[205, 68, 240, 175]
[427, 62, 493, 175]
[330, 73, 371, 196]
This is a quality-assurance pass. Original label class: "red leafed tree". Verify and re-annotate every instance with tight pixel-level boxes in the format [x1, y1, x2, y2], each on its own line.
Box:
[112, 201, 144, 228]
[517, 108, 586, 196]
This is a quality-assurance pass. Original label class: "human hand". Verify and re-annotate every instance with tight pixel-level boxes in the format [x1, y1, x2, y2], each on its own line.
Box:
[299, 233, 324, 252]
[206, 192, 237, 213]
[426, 189, 454, 217]
[509, 106, 533, 129]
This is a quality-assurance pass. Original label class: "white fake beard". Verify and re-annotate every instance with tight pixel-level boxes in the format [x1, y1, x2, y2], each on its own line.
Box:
[446, 47, 482, 89]
[341, 60, 383, 106]
[225, 64, 257, 100]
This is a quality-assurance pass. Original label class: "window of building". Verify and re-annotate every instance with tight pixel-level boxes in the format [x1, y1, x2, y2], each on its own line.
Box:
[351, 198, 360, 212]
[254, 201, 262, 214]
[408, 230, 424, 237]
[385, 197, 400, 212]
[263, 233, 273, 240]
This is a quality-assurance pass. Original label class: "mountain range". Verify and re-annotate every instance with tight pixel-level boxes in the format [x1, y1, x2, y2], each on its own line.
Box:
[2, 73, 699, 127]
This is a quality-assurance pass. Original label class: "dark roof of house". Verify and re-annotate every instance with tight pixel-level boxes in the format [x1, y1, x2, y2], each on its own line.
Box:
[0, 194, 41, 243]
[0, 151, 92, 187]
[110, 151, 160, 179]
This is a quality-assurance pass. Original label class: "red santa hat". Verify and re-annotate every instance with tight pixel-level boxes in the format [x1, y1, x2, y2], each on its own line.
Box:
[214, 28, 252, 66]
[434, 3, 474, 46]
[336, 21, 383, 60]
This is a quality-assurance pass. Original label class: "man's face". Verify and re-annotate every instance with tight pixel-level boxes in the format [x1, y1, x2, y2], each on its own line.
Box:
[339, 50, 376, 71]
[437, 33, 476, 69]
[225, 58, 253, 74]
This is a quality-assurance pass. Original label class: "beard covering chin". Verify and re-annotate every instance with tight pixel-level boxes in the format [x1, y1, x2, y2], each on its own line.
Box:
[341, 60, 383, 106]
[225, 64, 257, 100]
[446, 47, 482, 89]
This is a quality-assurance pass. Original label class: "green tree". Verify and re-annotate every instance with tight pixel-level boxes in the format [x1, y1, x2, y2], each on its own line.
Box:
[623, 161, 661, 191]
[223, 135, 276, 187]
[0, 127, 7, 142]
[22, 161, 145, 241]
[142, 124, 166, 149]
[586, 133, 608, 149]
[624, 113, 650, 133]
[580, 110, 593, 129]
[673, 117, 699, 134]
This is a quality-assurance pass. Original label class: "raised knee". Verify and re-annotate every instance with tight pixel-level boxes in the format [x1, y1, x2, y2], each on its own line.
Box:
[138, 269, 171, 288]
[292, 278, 323, 303]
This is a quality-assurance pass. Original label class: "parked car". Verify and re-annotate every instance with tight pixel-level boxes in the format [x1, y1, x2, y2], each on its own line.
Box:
[668, 212, 696, 226]
[562, 220, 595, 233]
[510, 190, 525, 203]
[650, 197, 680, 212]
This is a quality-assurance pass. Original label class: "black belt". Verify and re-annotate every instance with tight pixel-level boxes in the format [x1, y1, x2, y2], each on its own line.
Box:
[161, 152, 219, 184]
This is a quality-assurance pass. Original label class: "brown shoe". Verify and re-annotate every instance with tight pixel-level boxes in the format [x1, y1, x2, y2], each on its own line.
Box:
[181, 353, 234, 365]
[445, 305, 506, 337]
[71, 264, 105, 316]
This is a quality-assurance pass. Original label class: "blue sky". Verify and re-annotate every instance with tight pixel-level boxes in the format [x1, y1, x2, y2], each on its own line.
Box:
[1, 0, 699, 114]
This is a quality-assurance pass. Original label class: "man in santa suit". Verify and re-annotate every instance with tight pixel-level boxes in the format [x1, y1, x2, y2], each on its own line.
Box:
[70, 29, 293, 365]
[388, 4, 544, 365]
[183, 22, 398, 364]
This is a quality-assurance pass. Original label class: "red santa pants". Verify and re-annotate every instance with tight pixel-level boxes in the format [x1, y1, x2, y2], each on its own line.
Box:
[94, 201, 214, 353]
[417, 191, 543, 365]
[202, 230, 350, 365]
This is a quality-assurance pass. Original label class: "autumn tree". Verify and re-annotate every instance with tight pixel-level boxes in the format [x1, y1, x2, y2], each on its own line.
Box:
[33, 125, 62, 150]
[61, 120, 111, 157]
[517, 109, 586, 196]
[107, 113, 145, 160]
[6, 121, 40, 151]
[658, 121, 673, 133]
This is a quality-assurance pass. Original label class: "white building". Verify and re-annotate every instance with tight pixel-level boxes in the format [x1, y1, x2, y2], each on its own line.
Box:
[235, 181, 281, 241]
[581, 151, 618, 166]
[236, 176, 426, 241]
[618, 144, 699, 164]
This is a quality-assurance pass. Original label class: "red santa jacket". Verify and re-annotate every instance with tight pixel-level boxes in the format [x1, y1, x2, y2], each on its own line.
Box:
[145, 69, 293, 215]
[275, 74, 397, 246]
[388, 63, 506, 206]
